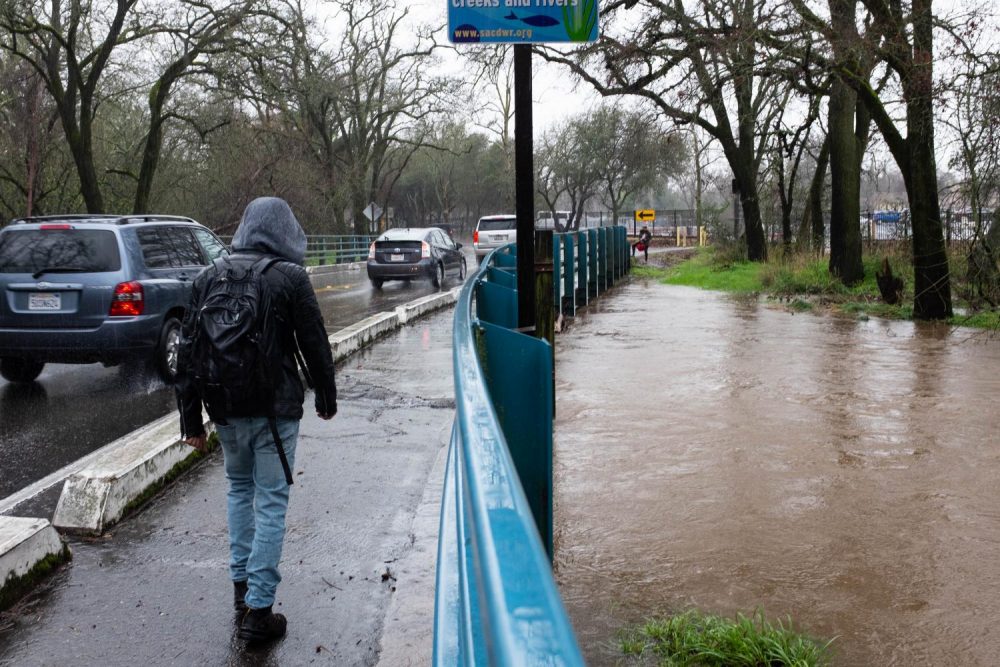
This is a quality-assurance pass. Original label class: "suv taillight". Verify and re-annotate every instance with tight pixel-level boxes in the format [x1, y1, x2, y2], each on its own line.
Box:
[473, 230, 478, 245]
[110, 281, 144, 316]
[421, 241, 431, 258]
[368, 242, 375, 260]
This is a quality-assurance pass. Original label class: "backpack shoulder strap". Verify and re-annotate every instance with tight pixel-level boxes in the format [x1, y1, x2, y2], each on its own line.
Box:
[251, 256, 284, 275]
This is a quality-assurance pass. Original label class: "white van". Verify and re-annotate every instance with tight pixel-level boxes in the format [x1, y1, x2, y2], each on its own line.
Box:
[473, 214, 517, 263]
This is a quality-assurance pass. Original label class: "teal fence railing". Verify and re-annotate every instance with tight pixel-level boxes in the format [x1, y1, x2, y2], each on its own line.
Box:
[435, 226, 628, 665]
[219, 235, 375, 266]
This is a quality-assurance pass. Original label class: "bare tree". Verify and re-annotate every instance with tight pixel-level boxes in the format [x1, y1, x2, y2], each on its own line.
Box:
[0, 0, 254, 213]
[539, 0, 793, 260]
[465, 45, 515, 209]
[233, 0, 451, 233]
[796, 0, 953, 317]
[593, 105, 685, 226]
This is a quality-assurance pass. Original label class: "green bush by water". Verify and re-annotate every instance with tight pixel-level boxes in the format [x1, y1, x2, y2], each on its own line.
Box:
[618, 609, 833, 666]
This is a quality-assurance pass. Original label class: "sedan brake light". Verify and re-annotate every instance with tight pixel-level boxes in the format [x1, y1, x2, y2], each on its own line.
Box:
[110, 281, 144, 316]
[368, 242, 375, 260]
[421, 241, 430, 259]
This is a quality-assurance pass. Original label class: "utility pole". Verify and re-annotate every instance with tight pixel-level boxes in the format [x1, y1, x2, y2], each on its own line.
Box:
[515, 44, 536, 332]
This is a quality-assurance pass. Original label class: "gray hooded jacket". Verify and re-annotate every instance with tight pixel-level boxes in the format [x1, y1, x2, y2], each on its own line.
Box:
[175, 197, 337, 435]
[231, 197, 307, 265]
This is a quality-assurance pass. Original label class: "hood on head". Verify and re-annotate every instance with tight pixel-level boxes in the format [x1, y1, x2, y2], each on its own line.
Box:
[231, 197, 307, 265]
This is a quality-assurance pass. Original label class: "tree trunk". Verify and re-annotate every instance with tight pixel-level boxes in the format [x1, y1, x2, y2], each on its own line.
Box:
[133, 116, 163, 214]
[64, 117, 104, 213]
[809, 138, 830, 254]
[828, 80, 865, 285]
[908, 147, 952, 318]
[907, 0, 952, 319]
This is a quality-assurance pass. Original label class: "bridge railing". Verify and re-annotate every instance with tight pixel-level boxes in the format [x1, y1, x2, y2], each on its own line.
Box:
[435, 226, 628, 665]
[218, 234, 376, 265]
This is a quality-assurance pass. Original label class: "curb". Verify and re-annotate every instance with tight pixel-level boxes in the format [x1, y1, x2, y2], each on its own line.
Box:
[50, 417, 215, 535]
[0, 517, 69, 611]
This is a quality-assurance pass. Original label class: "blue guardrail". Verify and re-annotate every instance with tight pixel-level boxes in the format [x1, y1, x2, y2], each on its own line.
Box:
[435, 228, 627, 665]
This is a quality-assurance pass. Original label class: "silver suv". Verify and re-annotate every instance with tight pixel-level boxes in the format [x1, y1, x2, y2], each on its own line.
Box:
[0, 214, 228, 383]
[473, 215, 517, 264]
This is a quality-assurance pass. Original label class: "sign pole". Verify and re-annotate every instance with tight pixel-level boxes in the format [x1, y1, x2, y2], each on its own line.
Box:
[515, 44, 536, 331]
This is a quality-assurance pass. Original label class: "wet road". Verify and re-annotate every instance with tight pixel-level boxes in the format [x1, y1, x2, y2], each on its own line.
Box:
[554, 281, 1000, 666]
[0, 266, 463, 501]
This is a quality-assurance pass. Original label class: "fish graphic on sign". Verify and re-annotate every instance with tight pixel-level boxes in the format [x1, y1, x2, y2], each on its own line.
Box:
[504, 12, 560, 27]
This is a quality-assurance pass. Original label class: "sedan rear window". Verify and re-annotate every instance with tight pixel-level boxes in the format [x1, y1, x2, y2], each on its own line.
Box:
[478, 218, 516, 231]
[0, 229, 121, 274]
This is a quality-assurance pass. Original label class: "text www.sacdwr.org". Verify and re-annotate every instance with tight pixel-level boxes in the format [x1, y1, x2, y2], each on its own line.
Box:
[454, 27, 533, 39]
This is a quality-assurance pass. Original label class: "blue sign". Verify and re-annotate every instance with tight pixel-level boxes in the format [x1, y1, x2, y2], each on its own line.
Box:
[449, 0, 598, 44]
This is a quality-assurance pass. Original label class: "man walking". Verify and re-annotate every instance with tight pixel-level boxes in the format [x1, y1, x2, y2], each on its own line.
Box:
[176, 197, 338, 643]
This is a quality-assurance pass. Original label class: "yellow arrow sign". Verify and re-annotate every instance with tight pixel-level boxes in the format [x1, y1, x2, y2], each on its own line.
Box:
[635, 209, 655, 222]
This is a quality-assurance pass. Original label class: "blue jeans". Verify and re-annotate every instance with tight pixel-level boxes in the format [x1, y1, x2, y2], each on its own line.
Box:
[216, 417, 298, 610]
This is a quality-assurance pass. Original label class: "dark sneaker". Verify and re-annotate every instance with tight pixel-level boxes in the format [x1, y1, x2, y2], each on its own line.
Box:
[233, 580, 248, 615]
[238, 606, 287, 643]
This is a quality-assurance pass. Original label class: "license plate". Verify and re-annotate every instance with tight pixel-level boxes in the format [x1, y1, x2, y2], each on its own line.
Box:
[491, 235, 506, 241]
[29, 292, 61, 310]
[390, 254, 404, 262]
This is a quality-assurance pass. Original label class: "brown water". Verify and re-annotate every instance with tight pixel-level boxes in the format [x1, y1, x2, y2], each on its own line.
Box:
[553, 281, 1000, 666]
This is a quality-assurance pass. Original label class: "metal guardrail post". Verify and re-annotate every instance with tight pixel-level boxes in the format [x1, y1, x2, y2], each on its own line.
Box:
[618, 227, 627, 275]
[535, 230, 555, 348]
[597, 228, 607, 292]
[605, 227, 612, 289]
[576, 231, 588, 306]
[587, 229, 598, 297]
[552, 233, 562, 322]
[563, 233, 575, 316]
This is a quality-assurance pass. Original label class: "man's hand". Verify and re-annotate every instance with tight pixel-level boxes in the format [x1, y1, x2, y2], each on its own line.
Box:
[184, 434, 208, 452]
[317, 411, 335, 420]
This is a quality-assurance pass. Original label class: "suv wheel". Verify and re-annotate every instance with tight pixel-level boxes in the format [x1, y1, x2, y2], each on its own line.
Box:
[371, 277, 384, 290]
[0, 358, 45, 383]
[155, 317, 182, 383]
[431, 262, 445, 289]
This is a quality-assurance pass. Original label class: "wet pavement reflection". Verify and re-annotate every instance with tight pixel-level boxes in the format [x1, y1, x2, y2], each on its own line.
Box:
[553, 281, 1000, 666]
[0, 266, 460, 502]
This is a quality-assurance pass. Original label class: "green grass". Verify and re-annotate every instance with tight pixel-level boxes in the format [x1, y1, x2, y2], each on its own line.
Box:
[657, 250, 762, 293]
[618, 609, 833, 666]
[638, 247, 998, 329]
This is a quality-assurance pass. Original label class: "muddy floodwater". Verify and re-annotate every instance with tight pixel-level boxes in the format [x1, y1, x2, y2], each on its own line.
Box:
[553, 281, 1000, 666]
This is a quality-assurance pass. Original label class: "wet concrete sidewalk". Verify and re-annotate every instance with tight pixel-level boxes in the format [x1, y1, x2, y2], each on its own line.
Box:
[0, 309, 455, 667]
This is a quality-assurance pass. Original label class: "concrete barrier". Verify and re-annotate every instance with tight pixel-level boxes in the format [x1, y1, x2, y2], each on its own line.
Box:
[328, 311, 400, 361]
[50, 288, 462, 537]
[394, 288, 460, 324]
[51, 416, 213, 535]
[0, 517, 68, 610]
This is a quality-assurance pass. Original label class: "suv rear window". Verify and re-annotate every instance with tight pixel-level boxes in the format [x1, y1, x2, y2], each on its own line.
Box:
[0, 228, 121, 274]
[478, 218, 516, 231]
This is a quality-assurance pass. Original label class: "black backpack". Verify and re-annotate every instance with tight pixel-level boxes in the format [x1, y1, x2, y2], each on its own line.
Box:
[190, 254, 296, 485]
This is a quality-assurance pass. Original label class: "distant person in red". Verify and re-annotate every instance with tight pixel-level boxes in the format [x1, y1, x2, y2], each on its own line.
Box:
[632, 227, 652, 261]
